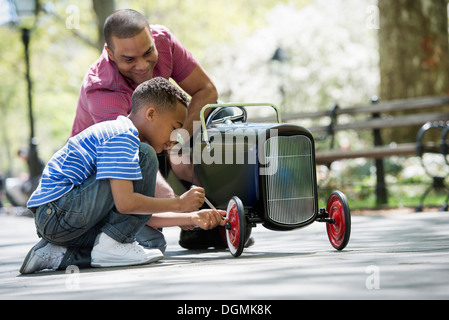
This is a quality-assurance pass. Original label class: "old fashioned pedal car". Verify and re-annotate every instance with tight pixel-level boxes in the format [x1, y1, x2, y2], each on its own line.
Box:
[170, 102, 351, 257]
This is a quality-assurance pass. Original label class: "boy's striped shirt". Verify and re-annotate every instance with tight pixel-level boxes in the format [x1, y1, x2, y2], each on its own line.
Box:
[27, 116, 142, 208]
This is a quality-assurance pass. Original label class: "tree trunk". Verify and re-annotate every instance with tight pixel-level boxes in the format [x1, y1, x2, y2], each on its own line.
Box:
[379, 0, 449, 99]
[93, 0, 116, 51]
[378, 0, 449, 142]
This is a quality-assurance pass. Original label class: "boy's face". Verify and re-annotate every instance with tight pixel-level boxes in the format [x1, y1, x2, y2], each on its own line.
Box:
[143, 102, 187, 153]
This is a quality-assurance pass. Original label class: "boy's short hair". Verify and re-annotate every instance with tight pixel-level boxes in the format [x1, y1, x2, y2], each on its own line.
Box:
[104, 9, 150, 51]
[131, 77, 190, 114]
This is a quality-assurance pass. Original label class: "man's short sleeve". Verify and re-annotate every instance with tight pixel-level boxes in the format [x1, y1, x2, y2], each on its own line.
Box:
[169, 32, 198, 83]
[152, 25, 197, 83]
[96, 133, 142, 181]
[86, 88, 133, 124]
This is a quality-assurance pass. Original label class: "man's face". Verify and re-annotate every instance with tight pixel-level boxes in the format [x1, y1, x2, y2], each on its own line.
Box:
[106, 27, 158, 84]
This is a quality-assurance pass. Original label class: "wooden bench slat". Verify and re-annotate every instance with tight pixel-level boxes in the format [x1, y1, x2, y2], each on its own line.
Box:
[309, 111, 449, 133]
[252, 95, 449, 122]
[315, 142, 440, 164]
[337, 95, 449, 116]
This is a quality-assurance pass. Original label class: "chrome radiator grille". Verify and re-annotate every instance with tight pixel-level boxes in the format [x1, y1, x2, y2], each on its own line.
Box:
[263, 135, 315, 225]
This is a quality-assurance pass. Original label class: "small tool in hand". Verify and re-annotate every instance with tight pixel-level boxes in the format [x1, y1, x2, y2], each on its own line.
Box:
[191, 185, 229, 228]
[191, 185, 215, 210]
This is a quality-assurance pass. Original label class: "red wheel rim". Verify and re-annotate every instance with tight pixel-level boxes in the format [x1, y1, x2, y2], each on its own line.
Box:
[326, 195, 346, 248]
[227, 203, 240, 250]
[226, 197, 245, 257]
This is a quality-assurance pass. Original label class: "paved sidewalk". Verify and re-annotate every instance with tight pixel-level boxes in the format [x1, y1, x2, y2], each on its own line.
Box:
[1, 210, 448, 300]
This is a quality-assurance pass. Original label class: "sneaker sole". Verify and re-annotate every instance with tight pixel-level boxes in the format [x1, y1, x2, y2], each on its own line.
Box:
[91, 252, 163, 268]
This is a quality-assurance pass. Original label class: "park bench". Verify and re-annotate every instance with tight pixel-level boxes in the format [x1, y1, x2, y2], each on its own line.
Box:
[256, 95, 449, 207]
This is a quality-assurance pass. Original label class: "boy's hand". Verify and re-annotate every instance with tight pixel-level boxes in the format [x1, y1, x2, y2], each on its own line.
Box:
[179, 187, 205, 212]
[191, 209, 228, 230]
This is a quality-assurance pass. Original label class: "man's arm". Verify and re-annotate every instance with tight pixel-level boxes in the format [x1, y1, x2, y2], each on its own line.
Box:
[177, 64, 218, 137]
[155, 171, 177, 198]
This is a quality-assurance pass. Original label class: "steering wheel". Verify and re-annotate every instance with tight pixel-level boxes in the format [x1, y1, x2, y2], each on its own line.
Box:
[205, 106, 247, 128]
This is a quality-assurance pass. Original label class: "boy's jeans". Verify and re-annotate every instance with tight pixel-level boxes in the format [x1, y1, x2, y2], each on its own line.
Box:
[33, 143, 165, 269]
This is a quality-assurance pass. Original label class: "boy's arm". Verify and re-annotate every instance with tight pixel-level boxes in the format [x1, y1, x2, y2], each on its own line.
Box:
[109, 179, 204, 214]
[147, 209, 228, 230]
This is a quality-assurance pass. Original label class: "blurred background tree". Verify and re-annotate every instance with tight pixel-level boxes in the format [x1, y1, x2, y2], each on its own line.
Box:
[378, 0, 449, 142]
[379, 0, 449, 100]
[0, 0, 448, 187]
[0, 0, 304, 177]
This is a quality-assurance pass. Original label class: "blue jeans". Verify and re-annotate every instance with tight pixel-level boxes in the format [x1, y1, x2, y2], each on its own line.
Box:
[33, 143, 165, 269]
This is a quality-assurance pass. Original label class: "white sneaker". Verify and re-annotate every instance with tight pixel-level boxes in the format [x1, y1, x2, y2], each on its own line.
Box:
[91, 232, 163, 267]
[20, 239, 67, 274]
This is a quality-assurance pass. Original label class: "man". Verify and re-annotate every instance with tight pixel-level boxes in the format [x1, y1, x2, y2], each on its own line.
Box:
[71, 9, 217, 198]
[71, 9, 218, 139]
[70, 9, 224, 250]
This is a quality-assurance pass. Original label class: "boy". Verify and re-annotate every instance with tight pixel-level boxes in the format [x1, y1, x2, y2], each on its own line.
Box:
[20, 77, 227, 274]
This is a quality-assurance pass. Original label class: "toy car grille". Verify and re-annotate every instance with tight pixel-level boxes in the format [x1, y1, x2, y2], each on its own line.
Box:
[264, 135, 315, 225]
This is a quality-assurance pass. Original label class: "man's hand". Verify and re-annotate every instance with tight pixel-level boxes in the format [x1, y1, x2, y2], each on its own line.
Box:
[179, 187, 205, 212]
[191, 209, 228, 230]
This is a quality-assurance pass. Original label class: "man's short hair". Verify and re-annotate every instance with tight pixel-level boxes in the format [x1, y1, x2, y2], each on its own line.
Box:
[131, 77, 190, 114]
[104, 9, 150, 51]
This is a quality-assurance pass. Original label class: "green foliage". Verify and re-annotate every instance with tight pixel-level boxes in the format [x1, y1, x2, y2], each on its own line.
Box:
[0, 26, 29, 175]
[1, 0, 445, 211]
[124, 0, 301, 60]
[318, 155, 449, 211]
[0, 0, 303, 176]
[0, 0, 101, 176]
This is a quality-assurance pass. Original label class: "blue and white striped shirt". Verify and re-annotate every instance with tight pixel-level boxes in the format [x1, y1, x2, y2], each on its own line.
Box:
[27, 116, 142, 208]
